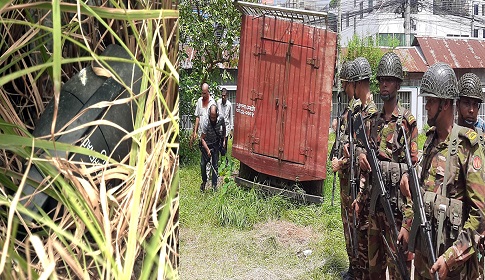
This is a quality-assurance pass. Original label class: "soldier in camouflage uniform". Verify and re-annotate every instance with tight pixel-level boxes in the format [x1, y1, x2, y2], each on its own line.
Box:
[332, 60, 358, 279]
[400, 62, 485, 279]
[457, 73, 485, 133]
[348, 56, 379, 280]
[456, 72, 485, 280]
[357, 52, 418, 279]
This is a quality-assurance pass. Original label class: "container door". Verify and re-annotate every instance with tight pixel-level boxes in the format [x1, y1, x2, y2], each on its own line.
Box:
[250, 16, 286, 160]
[251, 17, 323, 165]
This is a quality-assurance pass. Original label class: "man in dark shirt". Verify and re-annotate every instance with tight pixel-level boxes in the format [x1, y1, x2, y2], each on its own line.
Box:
[200, 104, 226, 191]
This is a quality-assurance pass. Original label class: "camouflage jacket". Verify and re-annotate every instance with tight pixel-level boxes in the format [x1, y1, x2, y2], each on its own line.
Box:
[354, 94, 378, 201]
[419, 125, 485, 272]
[335, 98, 356, 182]
[370, 104, 418, 230]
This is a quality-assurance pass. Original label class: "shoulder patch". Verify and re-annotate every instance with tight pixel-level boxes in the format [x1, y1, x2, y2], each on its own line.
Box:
[366, 103, 378, 116]
[472, 155, 482, 170]
[459, 126, 479, 146]
[403, 109, 416, 125]
[411, 141, 418, 154]
[368, 107, 378, 114]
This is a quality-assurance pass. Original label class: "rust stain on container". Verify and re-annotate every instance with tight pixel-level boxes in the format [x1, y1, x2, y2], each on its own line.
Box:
[233, 13, 337, 183]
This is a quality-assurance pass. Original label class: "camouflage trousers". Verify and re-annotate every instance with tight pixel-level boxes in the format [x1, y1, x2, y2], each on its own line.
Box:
[368, 207, 409, 279]
[356, 196, 370, 280]
[340, 188, 359, 275]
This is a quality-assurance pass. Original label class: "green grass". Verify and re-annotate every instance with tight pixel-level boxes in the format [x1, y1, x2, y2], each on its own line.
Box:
[180, 129, 428, 279]
[180, 137, 348, 279]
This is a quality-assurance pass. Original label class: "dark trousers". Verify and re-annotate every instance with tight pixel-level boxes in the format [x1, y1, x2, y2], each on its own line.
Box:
[220, 136, 228, 157]
[200, 145, 219, 187]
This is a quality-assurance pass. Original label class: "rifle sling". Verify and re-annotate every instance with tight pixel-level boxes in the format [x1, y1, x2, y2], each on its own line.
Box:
[435, 125, 459, 255]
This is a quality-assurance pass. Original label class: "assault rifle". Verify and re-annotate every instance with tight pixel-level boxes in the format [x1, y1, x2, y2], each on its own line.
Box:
[347, 104, 359, 259]
[353, 109, 410, 280]
[399, 126, 439, 280]
[330, 92, 342, 205]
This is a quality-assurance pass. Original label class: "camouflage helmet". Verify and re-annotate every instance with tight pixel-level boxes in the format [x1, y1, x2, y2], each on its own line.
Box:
[419, 62, 458, 100]
[458, 73, 483, 101]
[376, 52, 403, 81]
[348, 57, 372, 82]
[339, 60, 354, 81]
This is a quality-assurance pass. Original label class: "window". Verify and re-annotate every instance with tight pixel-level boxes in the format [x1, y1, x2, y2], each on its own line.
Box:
[474, 29, 479, 38]
[346, 12, 350, 27]
[483, 29, 485, 38]
[475, 4, 479, 15]
[482, 4, 485, 16]
[368, 0, 373, 10]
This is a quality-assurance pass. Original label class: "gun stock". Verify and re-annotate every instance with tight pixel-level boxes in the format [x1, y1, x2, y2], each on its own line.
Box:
[399, 126, 439, 280]
[353, 111, 410, 280]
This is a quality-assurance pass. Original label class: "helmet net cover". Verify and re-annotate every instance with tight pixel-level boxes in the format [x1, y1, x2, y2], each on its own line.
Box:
[419, 62, 458, 100]
[340, 60, 354, 81]
[458, 73, 483, 101]
[348, 57, 372, 82]
[376, 52, 403, 81]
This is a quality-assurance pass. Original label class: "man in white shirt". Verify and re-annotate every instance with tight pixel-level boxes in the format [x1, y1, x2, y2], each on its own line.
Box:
[217, 88, 233, 161]
[191, 83, 216, 142]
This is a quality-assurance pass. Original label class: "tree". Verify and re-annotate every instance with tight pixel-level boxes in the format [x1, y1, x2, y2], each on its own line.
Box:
[345, 34, 384, 93]
[180, 0, 242, 117]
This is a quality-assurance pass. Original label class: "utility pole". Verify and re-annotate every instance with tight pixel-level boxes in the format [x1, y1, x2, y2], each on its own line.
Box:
[471, 2, 475, 38]
[405, 0, 411, 46]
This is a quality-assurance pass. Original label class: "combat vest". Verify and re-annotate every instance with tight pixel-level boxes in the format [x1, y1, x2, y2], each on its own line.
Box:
[420, 125, 479, 256]
[370, 105, 416, 209]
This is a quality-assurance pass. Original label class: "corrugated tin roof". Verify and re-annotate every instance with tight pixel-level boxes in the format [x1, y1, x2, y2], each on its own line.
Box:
[343, 47, 428, 73]
[392, 47, 428, 73]
[413, 36, 485, 69]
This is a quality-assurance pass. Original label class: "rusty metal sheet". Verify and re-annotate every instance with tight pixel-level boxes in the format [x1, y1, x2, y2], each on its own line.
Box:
[414, 36, 485, 69]
[393, 47, 428, 73]
[232, 13, 337, 182]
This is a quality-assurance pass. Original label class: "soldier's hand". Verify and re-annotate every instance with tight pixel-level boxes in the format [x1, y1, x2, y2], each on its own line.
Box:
[430, 256, 449, 279]
[331, 157, 341, 172]
[332, 118, 338, 132]
[358, 153, 371, 172]
[207, 149, 211, 158]
[351, 199, 361, 215]
[400, 173, 411, 198]
[397, 227, 409, 251]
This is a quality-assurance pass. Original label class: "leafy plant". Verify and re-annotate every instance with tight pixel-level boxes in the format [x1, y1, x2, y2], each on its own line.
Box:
[0, 1, 178, 278]
[345, 34, 384, 93]
[179, 0, 242, 117]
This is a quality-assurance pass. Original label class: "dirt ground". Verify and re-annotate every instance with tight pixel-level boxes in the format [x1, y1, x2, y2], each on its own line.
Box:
[179, 220, 332, 280]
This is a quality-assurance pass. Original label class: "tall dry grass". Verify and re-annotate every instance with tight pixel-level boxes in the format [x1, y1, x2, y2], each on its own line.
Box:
[0, 0, 178, 279]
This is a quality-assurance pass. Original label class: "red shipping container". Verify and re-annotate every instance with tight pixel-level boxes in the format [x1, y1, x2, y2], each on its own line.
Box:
[233, 3, 337, 196]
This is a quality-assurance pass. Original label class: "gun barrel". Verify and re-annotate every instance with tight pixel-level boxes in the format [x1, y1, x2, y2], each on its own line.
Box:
[399, 126, 438, 280]
[353, 113, 410, 280]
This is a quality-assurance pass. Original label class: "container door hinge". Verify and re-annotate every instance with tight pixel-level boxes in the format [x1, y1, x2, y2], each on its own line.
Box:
[306, 58, 319, 69]
[300, 147, 311, 157]
[250, 89, 263, 101]
[250, 135, 260, 144]
[253, 45, 266, 56]
[303, 102, 315, 114]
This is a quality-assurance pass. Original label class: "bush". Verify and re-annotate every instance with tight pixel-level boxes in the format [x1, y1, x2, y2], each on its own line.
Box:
[180, 129, 201, 166]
